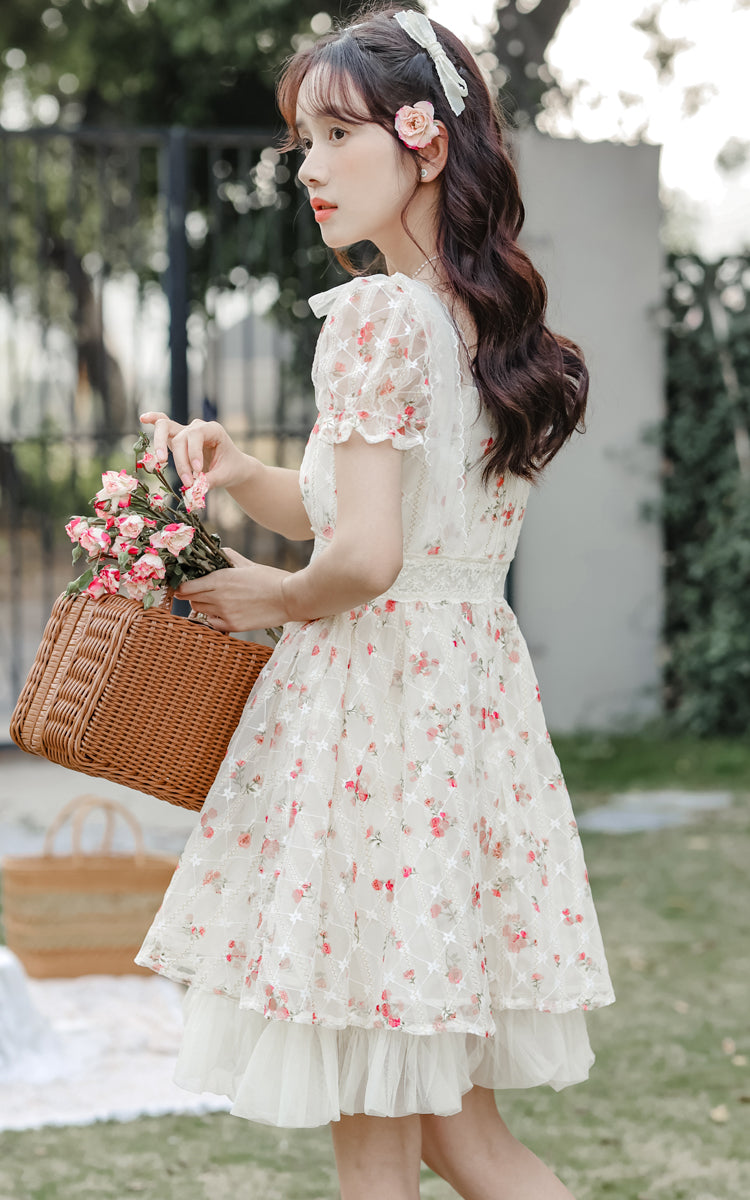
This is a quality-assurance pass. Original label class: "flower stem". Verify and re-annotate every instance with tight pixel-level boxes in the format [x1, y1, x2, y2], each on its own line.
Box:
[151, 465, 233, 567]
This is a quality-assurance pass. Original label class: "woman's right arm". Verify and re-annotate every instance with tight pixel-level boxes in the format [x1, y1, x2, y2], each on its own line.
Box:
[140, 412, 314, 542]
[225, 460, 314, 541]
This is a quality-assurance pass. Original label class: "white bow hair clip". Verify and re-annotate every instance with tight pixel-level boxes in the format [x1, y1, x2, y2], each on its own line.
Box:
[394, 10, 469, 116]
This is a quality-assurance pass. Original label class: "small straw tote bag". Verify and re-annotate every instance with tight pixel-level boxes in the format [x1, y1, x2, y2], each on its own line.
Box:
[1, 795, 178, 978]
[10, 590, 274, 811]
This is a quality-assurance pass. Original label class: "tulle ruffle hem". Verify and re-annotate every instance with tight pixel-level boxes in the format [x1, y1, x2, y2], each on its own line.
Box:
[173, 988, 595, 1127]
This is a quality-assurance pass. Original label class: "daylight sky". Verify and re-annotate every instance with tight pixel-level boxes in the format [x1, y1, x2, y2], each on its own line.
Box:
[426, 0, 750, 254]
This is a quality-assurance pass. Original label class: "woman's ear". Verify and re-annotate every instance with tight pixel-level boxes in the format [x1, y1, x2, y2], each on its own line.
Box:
[418, 121, 449, 182]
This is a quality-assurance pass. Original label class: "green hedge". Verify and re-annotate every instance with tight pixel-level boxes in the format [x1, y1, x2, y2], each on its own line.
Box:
[662, 253, 750, 735]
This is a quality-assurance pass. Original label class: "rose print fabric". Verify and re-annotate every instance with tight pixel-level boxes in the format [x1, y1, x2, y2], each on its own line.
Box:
[136, 273, 615, 1127]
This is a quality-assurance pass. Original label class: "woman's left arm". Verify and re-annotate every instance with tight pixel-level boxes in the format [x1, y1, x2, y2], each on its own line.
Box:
[176, 431, 404, 630]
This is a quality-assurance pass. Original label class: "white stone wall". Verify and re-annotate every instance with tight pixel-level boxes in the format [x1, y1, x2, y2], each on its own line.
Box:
[513, 130, 664, 731]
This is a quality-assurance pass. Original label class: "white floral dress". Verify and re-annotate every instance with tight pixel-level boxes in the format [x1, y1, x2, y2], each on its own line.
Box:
[136, 272, 615, 1128]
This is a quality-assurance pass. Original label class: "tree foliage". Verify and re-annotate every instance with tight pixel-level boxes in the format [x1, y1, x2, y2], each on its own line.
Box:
[0, 0, 351, 130]
[0, 1, 363, 437]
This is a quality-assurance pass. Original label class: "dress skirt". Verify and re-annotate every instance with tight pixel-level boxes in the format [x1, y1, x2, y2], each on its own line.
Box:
[137, 592, 615, 1128]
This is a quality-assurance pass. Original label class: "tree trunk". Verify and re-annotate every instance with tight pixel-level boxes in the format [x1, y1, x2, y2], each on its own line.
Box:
[493, 0, 573, 120]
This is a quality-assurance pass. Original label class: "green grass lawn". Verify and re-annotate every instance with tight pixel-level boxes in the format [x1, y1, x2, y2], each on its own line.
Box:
[2, 737, 749, 1200]
[555, 731, 750, 796]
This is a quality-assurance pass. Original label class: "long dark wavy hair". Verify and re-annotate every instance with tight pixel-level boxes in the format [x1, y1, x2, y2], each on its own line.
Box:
[277, 4, 588, 484]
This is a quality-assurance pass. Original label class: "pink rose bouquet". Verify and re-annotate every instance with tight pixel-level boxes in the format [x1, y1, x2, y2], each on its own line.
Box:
[65, 431, 232, 610]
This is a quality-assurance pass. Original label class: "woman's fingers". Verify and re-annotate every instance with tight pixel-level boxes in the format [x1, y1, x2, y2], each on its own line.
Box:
[139, 413, 219, 484]
[139, 411, 177, 467]
[176, 575, 216, 602]
[185, 422, 220, 481]
[223, 547, 253, 568]
[154, 419, 173, 467]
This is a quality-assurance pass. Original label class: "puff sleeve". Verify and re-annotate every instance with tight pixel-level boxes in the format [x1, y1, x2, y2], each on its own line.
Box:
[310, 277, 429, 449]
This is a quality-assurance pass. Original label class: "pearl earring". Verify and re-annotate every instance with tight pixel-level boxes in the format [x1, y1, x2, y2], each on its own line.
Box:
[420, 169, 428, 179]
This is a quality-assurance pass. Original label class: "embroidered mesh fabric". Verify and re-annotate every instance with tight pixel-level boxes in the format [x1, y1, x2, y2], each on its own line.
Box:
[136, 274, 615, 1126]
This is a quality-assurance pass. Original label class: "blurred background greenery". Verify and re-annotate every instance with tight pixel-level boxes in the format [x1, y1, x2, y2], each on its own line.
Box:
[1, 0, 749, 738]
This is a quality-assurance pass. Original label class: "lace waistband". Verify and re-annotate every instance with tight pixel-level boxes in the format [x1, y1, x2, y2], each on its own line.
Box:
[380, 556, 512, 603]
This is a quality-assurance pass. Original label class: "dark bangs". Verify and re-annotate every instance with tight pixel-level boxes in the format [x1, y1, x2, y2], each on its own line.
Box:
[278, 51, 369, 149]
[277, 17, 446, 152]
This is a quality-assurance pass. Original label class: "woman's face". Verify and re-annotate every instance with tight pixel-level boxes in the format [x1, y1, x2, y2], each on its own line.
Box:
[295, 71, 416, 258]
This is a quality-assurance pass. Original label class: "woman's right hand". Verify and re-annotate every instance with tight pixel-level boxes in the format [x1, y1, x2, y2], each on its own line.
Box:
[139, 412, 253, 491]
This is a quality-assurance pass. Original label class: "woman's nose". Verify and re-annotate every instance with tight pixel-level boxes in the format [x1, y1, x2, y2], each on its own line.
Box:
[298, 148, 325, 189]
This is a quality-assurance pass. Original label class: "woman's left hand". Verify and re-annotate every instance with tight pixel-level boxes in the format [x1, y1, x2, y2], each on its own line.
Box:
[176, 548, 291, 632]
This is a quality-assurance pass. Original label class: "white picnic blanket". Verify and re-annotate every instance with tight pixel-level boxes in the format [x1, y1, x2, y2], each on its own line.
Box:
[0, 948, 230, 1130]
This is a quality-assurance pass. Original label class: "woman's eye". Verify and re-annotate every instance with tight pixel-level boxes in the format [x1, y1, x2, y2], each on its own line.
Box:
[330, 127, 346, 142]
[300, 138, 312, 154]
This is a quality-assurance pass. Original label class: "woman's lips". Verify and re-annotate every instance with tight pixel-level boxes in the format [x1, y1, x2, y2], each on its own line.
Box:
[314, 205, 337, 223]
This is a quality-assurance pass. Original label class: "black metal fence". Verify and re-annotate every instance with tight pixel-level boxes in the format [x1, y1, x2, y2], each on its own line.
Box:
[0, 125, 337, 732]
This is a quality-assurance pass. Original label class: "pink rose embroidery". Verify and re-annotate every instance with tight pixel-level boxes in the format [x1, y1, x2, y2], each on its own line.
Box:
[394, 101, 440, 149]
[430, 812, 450, 837]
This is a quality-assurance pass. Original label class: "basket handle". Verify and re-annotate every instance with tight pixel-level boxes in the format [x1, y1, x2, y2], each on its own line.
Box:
[43, 795, 147, 863]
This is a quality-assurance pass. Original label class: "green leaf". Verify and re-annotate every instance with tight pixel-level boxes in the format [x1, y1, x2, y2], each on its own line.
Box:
[142, 589, 157, 610]
[72, 544, 84, 562]
[65, 566, 96, 596]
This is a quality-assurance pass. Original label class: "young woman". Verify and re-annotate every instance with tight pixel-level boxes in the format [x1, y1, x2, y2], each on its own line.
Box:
[137, 7, 615, 1198]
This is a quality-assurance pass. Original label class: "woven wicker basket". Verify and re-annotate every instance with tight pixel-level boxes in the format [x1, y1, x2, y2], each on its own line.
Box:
[10, 590, 274, 811]
[1, 795, 178, 978]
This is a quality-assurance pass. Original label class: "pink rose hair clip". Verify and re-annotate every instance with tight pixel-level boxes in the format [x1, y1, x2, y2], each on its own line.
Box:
[394, 101, 440, 149]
